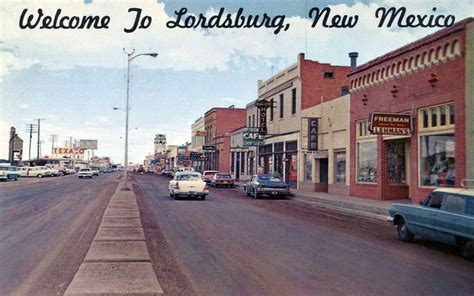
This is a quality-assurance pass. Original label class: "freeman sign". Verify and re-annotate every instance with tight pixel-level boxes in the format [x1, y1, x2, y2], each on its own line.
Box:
[308, 118, 318, 151]
[369, 112, 412, 135]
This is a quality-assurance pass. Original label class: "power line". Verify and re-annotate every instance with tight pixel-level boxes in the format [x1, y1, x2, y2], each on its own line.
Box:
[33, 119, 45, 160]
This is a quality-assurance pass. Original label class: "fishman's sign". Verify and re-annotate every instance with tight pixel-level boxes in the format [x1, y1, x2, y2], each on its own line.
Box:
[369, 112, 412, 135]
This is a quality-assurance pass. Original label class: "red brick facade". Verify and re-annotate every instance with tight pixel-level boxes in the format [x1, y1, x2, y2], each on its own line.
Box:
[349, 19, 472, 203]
[204, 107, 246, 173]
[300, 53, 351, 109]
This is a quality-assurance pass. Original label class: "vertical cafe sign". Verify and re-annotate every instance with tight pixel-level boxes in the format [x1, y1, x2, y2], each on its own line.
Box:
[308, 118, 318, 151]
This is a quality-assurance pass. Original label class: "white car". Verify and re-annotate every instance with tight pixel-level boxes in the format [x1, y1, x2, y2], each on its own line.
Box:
[169, 172, 208, 200]
[17, 166, 52, 178]
[78, 168, 94, 179]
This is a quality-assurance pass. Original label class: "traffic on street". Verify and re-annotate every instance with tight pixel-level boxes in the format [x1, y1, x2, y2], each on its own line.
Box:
[2, 172, 472, 295]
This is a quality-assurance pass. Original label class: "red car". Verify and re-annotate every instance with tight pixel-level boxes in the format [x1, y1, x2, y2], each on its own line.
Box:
[210, 173, 234, 188]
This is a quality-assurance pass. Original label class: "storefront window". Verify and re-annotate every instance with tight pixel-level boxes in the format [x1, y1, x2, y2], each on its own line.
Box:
[387, 141, 406, 184]
[304, 154, 313, 181]
[420, 134, 455, 187]
[335, 151, 346, 183]
[357, 141, 377, 183]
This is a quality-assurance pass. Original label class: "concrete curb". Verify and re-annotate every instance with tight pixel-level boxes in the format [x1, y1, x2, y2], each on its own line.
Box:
[232, 182, 389, 221]
[64, 182, 164, 295]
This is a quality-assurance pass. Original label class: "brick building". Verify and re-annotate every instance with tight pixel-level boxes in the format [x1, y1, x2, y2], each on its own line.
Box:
[258, 53, 351, 188]
[348, 18, 474, 203]
[204, 106, 247, 173]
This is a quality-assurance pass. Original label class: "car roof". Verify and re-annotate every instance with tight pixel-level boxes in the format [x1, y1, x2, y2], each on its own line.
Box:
[175, 171, 201, 176]
[433, 188, 474, 197]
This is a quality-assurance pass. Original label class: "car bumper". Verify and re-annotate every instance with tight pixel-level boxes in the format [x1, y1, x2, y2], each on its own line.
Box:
[386, 216, 394, 224]
[174, 190, 209, 197]
[257, 188, 291, 195]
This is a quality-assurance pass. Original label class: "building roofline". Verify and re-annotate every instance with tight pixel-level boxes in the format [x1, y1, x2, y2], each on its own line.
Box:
[349, 17, 474, 76]
[204, 106, 246, 116]
[230, 125, 247, 133]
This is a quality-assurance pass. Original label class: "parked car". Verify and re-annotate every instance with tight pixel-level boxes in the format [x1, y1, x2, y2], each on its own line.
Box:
[46, 165, 60, 177]
[202, 170, 219, 183]
[243, 174, 291, 199]
[0, 165, 20, 181]
[78, 168, 94, 179]
[90, 167, 100, 176]
[17, 166, 52, 178]
[210, 173, 234, 188]
[103, 167, 113, 173]
[388, 183, 474, 260]
[160, 169, 171, 176]
[168, 172, 208, 200]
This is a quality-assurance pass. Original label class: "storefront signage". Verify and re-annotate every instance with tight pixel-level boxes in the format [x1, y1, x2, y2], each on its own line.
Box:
[52, 147, 85, 155]
[259, 107, 268, 135]
[243, 128, 264, 146]
[369, 112, 412, 135]
[195, 131, 206, 137]
[307, 118, 318, 151]
[202, 145, 216, 152]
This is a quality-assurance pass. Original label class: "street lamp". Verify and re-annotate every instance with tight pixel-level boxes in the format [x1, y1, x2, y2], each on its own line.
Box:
[122, 49, 158, 189]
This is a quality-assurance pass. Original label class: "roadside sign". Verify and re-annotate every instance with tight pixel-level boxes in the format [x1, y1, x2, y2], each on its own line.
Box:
[243, 128, 264, 146]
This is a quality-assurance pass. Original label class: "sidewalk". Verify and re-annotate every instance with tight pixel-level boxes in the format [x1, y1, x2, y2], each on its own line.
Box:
[64, 181, 164, 295]
[233, 181, 411, 221]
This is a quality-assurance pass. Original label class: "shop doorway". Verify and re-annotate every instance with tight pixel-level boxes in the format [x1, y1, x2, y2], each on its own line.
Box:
[315, 158, 329, 192]
[386, 139, 410, 199]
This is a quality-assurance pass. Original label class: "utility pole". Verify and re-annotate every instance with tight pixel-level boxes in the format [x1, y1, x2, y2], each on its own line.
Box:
[34, 119, 45, 160]
[25, 124, 38, 161]
[50, 134, 58, 155]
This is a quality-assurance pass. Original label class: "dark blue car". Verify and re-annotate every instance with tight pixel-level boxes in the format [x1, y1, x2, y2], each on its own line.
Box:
[244, 174, 291, 199]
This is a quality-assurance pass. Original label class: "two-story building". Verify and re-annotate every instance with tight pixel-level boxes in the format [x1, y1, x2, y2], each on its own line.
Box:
[204, 106, 247, 173]
[258, 53, 351, 188]
[348, 18, 474, 203]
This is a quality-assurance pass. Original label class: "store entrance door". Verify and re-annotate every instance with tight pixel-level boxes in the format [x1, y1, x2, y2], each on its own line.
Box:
[317, 158, 329, 192]
[386, 138, 410, 199]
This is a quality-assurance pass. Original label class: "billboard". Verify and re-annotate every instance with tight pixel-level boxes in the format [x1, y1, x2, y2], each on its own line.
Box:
[79, 140, 98, 149]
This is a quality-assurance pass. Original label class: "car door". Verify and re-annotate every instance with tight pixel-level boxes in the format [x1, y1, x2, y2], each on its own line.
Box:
[436, 194, 466, 245]
[415, 192, 444, 241]
[246, 176, 255, 193]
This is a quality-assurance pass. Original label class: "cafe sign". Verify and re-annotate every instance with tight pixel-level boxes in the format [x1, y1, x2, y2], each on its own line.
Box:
[243, 127, 264, 146]
[369, 112, 412, 135]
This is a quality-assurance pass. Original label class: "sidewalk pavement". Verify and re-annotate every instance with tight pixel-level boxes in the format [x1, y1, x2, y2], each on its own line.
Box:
[233, 181, 411, 221]
[64, 181, 164, 296]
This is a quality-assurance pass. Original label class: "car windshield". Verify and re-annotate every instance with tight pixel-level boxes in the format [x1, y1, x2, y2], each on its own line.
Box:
[178, 174, 201, 181]
[80, 169, 90, 172]
[258, 175, 282, 182]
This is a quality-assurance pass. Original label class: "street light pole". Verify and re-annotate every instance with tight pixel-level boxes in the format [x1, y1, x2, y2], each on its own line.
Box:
[122, 49, 158, 189]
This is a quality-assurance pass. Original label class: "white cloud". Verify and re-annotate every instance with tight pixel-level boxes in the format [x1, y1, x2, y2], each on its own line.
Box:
[1, 0, 471, 80]
[18, 103, 30, 109]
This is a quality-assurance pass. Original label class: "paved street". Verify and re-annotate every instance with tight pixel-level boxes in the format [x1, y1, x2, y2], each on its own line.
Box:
[0, 173, 118, 295]
[1, 172, 473, 296]
[135, 173, 474, 296]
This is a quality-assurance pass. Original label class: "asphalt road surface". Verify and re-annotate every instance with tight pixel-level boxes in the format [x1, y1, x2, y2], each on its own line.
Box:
[135, 173, 474, 296]
[0, 173, 119, 295]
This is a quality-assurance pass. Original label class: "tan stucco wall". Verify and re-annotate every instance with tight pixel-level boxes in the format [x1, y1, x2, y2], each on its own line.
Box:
[300, 94, 350, 186]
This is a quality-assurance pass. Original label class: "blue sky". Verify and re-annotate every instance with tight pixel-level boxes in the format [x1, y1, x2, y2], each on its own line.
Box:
[1, 0, 473, 164]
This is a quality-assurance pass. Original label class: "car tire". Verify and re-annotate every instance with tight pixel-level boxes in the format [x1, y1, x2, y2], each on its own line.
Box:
[37, 174, 43, 178]
[201, 195, 206, 201]
[459, 239, 474, 261]
[253, 189, 260, 199]
[397, 218, 414, 242]
[173, 192, 179, 200]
